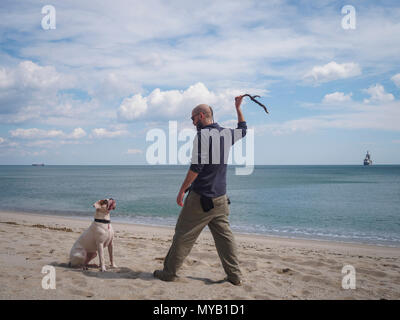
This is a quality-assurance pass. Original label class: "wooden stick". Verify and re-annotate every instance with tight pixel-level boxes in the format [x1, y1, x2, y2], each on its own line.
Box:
[242, 94, 269, 114]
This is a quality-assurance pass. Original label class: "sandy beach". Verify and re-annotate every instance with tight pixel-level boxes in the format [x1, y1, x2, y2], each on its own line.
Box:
[0, 210, 399, 300]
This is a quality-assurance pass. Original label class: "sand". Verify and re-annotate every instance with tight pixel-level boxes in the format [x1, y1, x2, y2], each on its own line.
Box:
[0, 210, 399, 300]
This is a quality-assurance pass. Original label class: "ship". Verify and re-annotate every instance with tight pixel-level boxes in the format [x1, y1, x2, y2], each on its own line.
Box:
[32, 163, 45, 166]
[363, 151, 372, 166]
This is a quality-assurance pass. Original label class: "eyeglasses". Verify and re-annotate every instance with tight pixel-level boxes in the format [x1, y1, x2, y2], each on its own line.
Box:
[191, 113, 200, 121]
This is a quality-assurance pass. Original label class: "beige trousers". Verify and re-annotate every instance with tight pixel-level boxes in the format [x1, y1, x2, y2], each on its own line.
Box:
[163, 190, 242, 281]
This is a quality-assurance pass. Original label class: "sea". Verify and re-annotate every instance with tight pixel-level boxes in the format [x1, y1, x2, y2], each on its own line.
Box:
[0, 165, 399, 247]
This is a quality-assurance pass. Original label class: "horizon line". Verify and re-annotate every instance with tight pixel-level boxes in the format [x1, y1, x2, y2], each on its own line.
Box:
[1, 164, 399, 166]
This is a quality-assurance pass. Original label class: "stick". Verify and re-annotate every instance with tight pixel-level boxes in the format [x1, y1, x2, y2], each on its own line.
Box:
[242, 94, 269, 114]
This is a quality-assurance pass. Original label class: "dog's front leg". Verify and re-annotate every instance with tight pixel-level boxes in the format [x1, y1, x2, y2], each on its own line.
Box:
[97, 242, 106, 272]
[108, 240, 117, 268]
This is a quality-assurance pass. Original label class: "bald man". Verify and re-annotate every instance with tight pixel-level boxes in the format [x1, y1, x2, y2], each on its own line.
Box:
[153, 96, 247, 286]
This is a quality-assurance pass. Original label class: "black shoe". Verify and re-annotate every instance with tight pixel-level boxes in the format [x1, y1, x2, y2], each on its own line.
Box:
[153, 270, 177, 282]
[225, 276, 242, 286]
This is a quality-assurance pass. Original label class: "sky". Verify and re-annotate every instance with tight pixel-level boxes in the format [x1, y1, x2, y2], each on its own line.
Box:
[0, 0, 400, 165]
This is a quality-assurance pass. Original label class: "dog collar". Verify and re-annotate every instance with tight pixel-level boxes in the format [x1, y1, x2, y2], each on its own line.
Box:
[94, 219, 111, 224]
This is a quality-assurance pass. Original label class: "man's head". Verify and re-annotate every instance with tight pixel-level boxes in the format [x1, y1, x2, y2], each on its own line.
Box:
[191, 104, 213, 129]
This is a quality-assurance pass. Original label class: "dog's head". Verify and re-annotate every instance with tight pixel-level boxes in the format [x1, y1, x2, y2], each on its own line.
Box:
[93, 198, 116, 212]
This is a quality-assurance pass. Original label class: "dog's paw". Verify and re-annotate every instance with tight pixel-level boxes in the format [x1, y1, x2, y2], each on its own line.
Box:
[100, 266, 107, 272]
[86, 263, 99, 268]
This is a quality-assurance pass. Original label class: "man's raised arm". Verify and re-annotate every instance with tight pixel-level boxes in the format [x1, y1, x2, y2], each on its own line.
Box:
[235, 95, 245, 123]
[233, 96, 247, 142]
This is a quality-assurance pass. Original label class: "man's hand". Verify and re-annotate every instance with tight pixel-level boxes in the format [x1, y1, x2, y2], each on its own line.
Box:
[176, 190, 185, 207]
[235, 95, 245, 122]
[176, 169, 198, 207]
[235, 95, 244, 110]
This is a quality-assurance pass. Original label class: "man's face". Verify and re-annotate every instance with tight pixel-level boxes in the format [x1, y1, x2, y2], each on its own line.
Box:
[191, 112, 201, 127]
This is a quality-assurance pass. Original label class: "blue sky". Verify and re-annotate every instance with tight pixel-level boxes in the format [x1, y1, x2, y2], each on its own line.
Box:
[0, 0, 400, 165]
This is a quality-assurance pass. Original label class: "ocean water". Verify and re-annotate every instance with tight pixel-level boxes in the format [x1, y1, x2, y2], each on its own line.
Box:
[0, 165, 399, 247]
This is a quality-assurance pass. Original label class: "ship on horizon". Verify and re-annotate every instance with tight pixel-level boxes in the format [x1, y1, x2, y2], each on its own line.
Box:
[32, 163, 45, 166]
[363, 151, 372, 166]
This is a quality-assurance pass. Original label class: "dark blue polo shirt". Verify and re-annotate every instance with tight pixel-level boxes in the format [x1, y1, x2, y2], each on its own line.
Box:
[189, 121, 247, 198]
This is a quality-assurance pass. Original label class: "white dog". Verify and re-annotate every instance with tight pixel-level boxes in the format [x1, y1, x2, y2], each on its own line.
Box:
[69, 198, 117, 271]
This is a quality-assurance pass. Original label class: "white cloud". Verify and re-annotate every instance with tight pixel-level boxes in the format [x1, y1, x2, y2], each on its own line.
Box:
[323, 92, 353, 104]
[0, 60, 69, 90]
[9, 127, 87, 140]
[0, 92, 103, 126]
[256, 100, 400, 135]
[90, 72, 142, 102]
[220, 119, 238, 128]
[2, 1, 400, 92]
[117, 82, 247, 122]
[126, 149, 143, 155]
[24, 140, 55, 147]
[0, 140, 18, 148]
[69, 128, 86, 139]
[0, 67, 12, 88]
[392, 74, 400, 87]
[304, 62, 361, 83]
[18, 60, 63, 89]
[23, 139, 89, 148]
[0, 60, 75, 119]
[91, 128, 129, 138]
[10, 128, 65, 139]
[363, 84, 394, 103]
[118, 95, 148, 121]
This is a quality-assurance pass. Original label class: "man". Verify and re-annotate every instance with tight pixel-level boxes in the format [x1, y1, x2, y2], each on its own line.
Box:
[153, 95, 247, 285]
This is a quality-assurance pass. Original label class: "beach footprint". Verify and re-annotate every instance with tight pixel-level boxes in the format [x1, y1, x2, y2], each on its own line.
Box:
[68, 288, 95, 298]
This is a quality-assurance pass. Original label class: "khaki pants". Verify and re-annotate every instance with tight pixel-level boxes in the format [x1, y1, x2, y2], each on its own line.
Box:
[163, 191, 242, 281]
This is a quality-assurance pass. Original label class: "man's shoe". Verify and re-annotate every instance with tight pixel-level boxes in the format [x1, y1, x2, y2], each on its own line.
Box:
[225, 276, 242, 286]
[153, 270, 177, 282]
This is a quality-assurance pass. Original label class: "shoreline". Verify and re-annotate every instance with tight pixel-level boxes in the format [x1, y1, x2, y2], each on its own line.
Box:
[1, 210, 399, 299]
[1, 209, 399, 249]
[2, 210, 398, 254]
